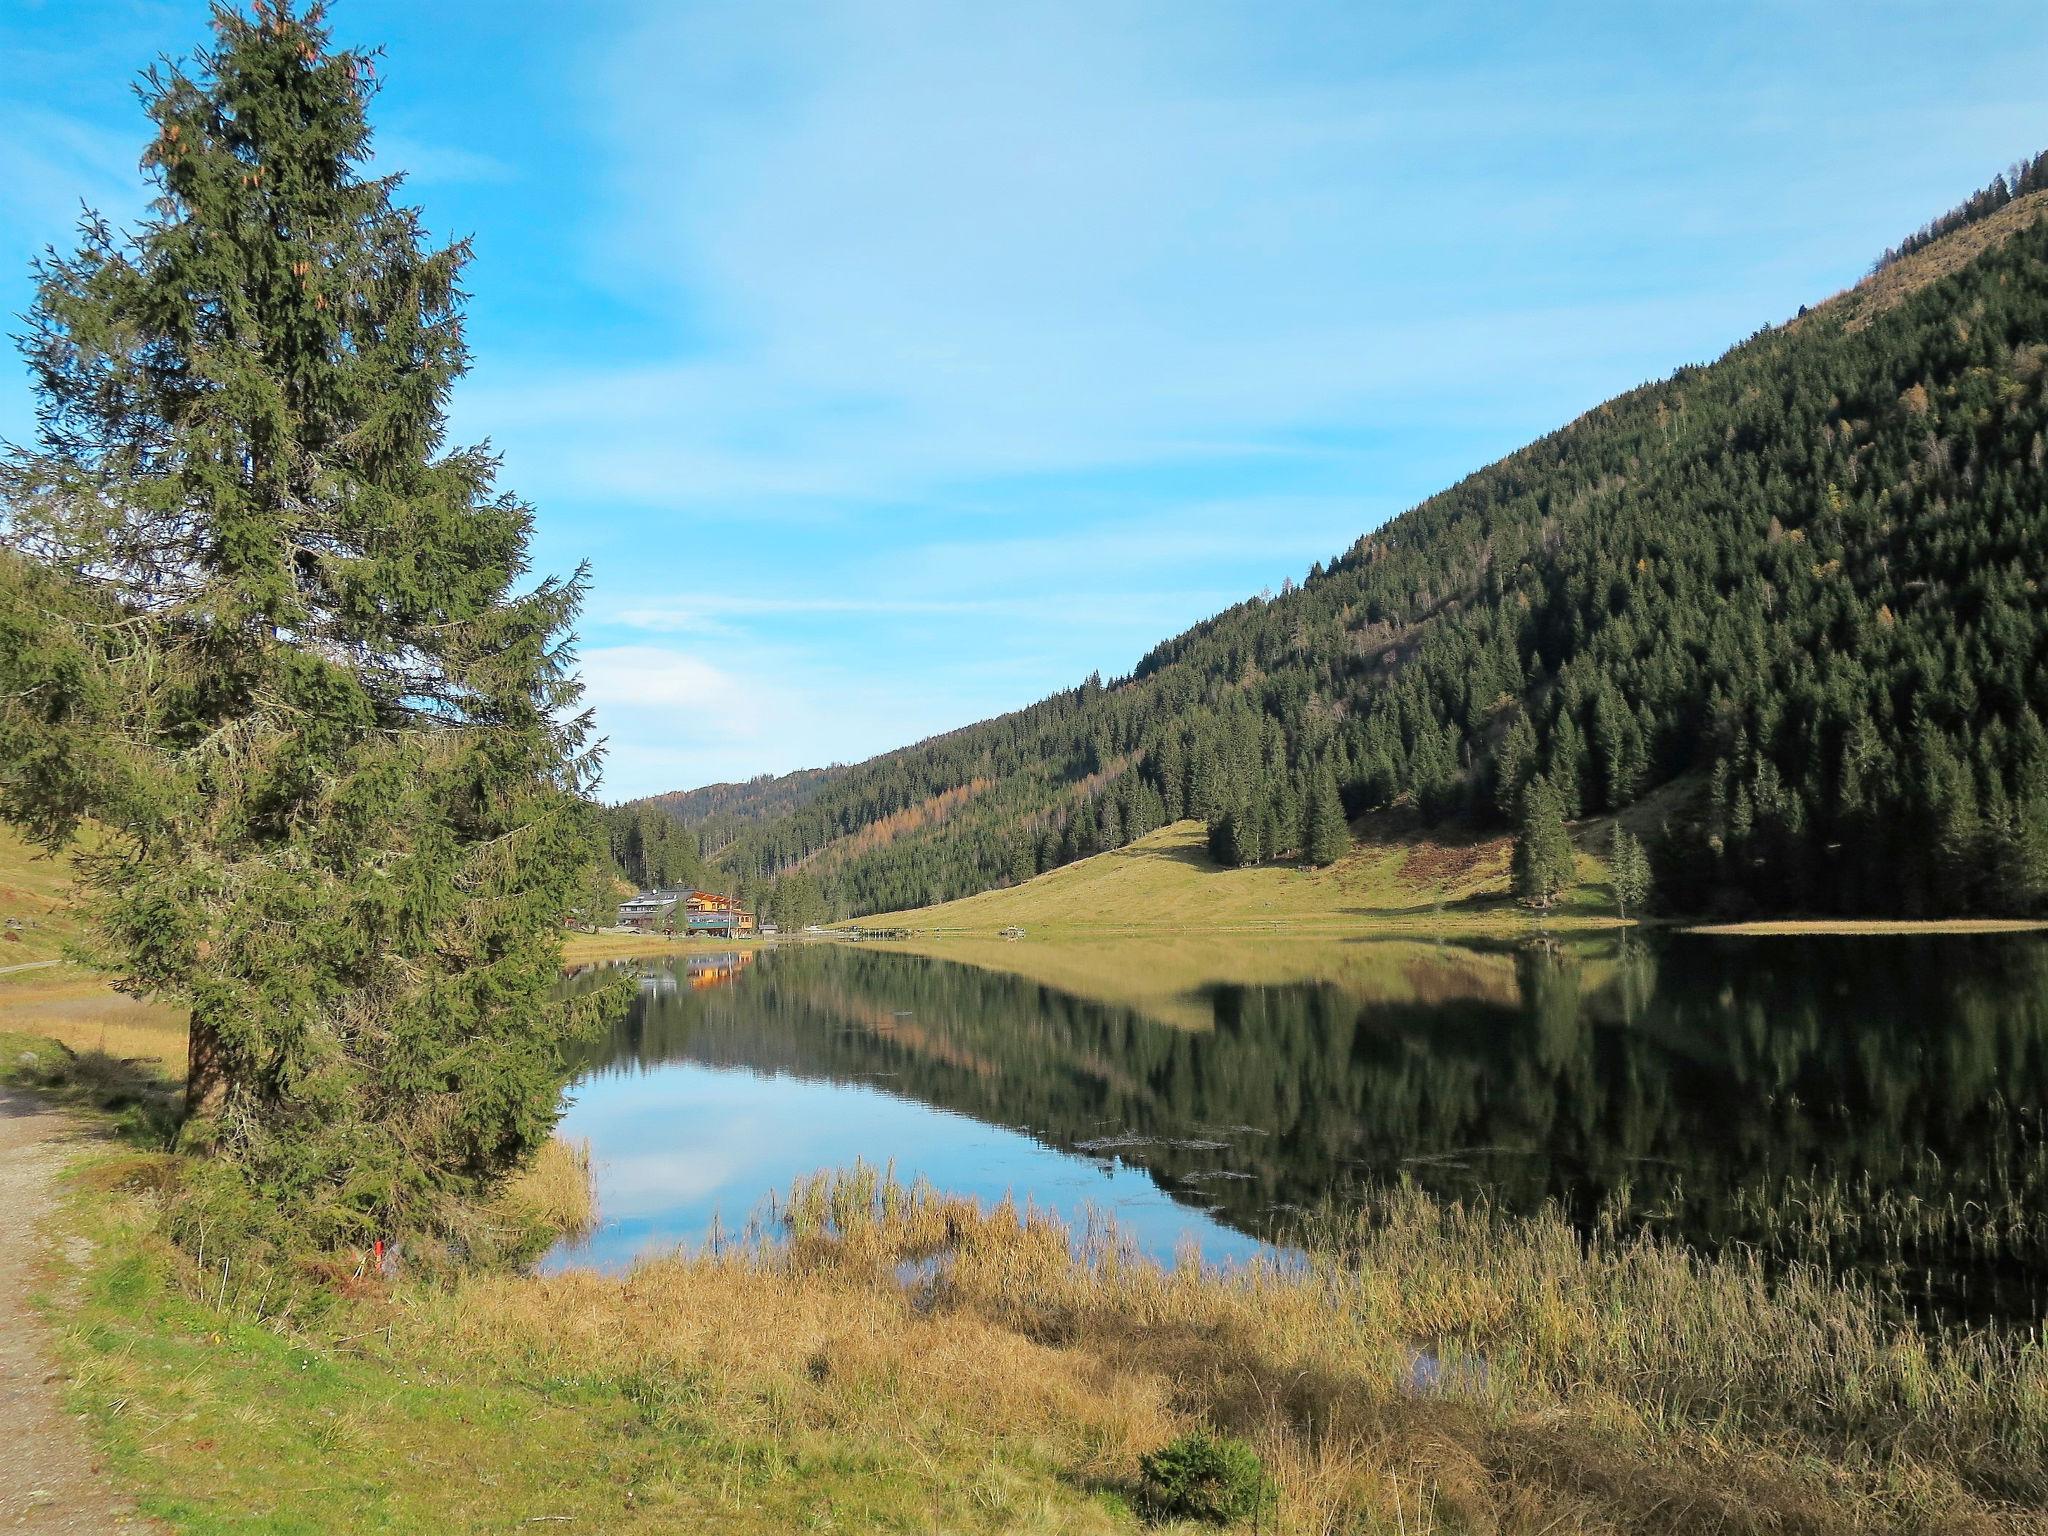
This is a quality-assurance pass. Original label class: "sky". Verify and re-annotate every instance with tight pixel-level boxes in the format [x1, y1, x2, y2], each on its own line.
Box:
[2, 2, 2045, 800]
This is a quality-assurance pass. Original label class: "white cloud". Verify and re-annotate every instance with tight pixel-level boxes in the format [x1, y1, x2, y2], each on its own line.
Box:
[578, 642, 954, 798]
[452, 0, 1694, 514]
[613, 593, 1004, 628]
[373, 133, 516, 188]
[580, 645, 766, 726]
[0, 102, 148, 241]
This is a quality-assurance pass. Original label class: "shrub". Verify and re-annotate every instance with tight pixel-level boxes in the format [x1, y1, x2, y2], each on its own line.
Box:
[1137, 1429, 1275, 1526]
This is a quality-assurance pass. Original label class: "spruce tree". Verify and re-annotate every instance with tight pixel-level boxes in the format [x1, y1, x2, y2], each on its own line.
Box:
[0, 2, 611, 1241]
[1512, 777, 1576, 910]
[1609, 825, 1652, 920]
[1303, 761, 1349, 866]
[772, 871, 826, 930]
[1492, 713, 1537, 822]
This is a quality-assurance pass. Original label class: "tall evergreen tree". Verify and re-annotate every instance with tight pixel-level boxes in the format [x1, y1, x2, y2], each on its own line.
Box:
[771, 870, 827, 931]
[0, 2, 610, 1240]
[1303, 761, 1349, 866]
[1512, 778, 1576, 910]
[1492, 712, 1538, 822]
[1609, 825, 1652, 920]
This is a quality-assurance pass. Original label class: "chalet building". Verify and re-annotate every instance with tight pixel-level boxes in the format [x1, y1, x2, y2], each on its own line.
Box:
[616, 891, 680, 931]
[615, 888, 757, 936]
[683, 889, 757, 936]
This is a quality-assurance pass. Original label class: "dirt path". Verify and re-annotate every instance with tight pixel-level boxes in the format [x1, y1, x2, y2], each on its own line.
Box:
[0, 1089, 155, 1533]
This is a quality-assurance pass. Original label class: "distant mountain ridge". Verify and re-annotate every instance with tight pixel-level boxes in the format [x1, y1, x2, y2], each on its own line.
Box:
[639, 158, 2048, 921]
[639, 766, 847, 847]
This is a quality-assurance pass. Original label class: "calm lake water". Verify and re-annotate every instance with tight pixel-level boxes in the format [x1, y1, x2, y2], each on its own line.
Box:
[544, 932, 2048, 1322]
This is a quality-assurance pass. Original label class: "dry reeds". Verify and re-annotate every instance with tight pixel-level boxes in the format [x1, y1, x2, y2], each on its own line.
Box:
[407, 1165, 2048, 1533]
[502, 1135, 599, 1244]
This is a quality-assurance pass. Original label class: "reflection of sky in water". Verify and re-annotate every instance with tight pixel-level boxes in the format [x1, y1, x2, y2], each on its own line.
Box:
[541, 1060, 1271, 1274]
[536, 931, 2048, 1321]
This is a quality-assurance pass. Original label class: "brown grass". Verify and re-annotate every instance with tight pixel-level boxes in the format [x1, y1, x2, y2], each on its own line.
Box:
[1800, 190, 2048, 335]
[410, 1166, 2048, 1534]
[501, 1135, 600, 1243]
[0, 968, 188, 1072]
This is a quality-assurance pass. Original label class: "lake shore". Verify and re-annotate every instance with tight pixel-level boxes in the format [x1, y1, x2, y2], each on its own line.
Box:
[560, 930, 775, 966]
[14, 920, 2048, 1531]
[19, 1097, 2047, 1534]
[1683, 917, 2048, 936]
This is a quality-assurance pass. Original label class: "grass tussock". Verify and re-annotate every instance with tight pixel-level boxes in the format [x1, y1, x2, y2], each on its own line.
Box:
[502, 1134, 599, 1243]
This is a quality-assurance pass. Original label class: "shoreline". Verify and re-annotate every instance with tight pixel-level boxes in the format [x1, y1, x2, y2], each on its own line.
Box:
[1680, 917, 2048, 937]
[559, 932, 777, 966]
[556, 914, 2048, 968]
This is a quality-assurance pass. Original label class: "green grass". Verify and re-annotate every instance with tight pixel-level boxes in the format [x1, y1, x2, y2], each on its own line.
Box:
[0, 820, 83, 969]
[852, 817, 1624, 938]
[0, 825, 191, 1073]
[53, 1171, 1138, 1534]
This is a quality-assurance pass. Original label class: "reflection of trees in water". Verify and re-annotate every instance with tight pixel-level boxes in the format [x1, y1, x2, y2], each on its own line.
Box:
[565, 935, 2048, 1319]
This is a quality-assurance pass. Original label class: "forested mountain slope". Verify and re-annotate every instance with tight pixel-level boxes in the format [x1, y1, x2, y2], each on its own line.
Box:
[605, 767, 848, 889]
[679, 168, 2048, 920]
[645, 766, 847, 841]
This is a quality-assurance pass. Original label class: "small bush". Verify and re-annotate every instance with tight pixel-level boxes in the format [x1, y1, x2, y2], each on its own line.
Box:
[1138, 1429, 1275, 1526]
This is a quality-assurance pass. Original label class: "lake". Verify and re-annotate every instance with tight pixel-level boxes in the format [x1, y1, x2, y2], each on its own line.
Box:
[544, 932, 2048, 1323]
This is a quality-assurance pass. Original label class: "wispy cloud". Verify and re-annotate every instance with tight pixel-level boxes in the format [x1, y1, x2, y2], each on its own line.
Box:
[609, 588, 1258, 634]
[577, 640, 1006, 798]
[373, 133, 516, 188]
[11, 0, 2048, 801]
[0, 102, 146, 240]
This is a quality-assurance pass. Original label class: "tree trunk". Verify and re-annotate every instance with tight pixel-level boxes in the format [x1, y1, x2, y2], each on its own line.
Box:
[184, 1009, 227, 1119]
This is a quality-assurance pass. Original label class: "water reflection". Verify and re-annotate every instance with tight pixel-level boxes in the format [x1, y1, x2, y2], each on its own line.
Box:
[549, 933, 2048, 1321]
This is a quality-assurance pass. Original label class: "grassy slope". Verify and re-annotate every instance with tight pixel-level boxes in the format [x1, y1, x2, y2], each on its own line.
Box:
[0, 821, 81, 968]
[0, 826, 188, 1072]
[852, 817, 1622, 938]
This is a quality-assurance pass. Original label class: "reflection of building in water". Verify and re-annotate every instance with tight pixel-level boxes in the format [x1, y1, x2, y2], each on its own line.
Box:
[616, 888, 757, 936]
[688, 950, 754, 989]
[629, 950, 755, 997]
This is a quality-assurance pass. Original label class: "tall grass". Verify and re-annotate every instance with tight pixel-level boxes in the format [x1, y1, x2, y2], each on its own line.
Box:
[503, 1135, 599, 1244]
[409, 1165, 2048, 1533]
[1722, 1139, 2048, 1322]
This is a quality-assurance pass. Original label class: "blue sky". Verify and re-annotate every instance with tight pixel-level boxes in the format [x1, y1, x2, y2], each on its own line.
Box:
[3, 1, 2045, 799]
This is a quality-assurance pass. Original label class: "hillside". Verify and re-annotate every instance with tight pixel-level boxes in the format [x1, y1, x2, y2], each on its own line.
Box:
[0, 825, 187, 1070]
[640, 766, 847, 848]
[0, 822, 80, 970]
[675, 163, 2048, 923]
[851, 817, 1618, 937]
